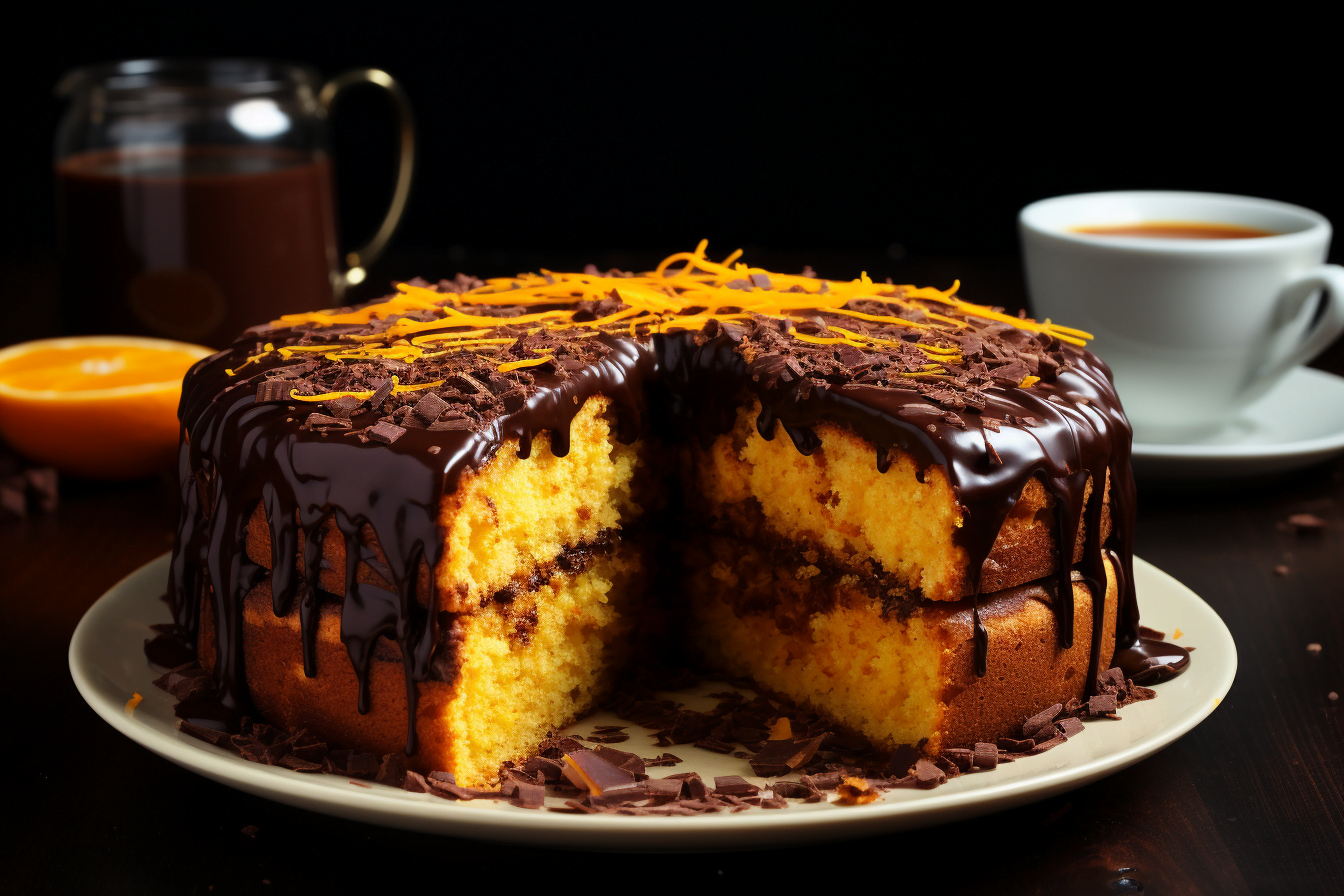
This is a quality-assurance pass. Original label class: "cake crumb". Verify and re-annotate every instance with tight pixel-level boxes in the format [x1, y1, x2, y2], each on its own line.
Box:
[1274, 565, 1291, 576]
[1329, 692, 1339, 702]
[1307, 643, 1323, 655]
[834, 777, 880, 805]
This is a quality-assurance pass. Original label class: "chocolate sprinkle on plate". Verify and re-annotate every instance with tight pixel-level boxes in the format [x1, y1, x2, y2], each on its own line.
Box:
[153, 651, 1173, 813]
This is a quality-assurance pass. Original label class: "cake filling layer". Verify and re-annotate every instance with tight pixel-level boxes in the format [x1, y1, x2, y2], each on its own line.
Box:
[688, 537, 1118, 753]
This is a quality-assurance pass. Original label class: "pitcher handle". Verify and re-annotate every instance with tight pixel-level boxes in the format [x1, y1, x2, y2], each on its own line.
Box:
[318, 68, 416, 292]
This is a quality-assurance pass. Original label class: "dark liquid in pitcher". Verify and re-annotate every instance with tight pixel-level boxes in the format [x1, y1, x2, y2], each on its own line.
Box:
[57, 146, 338, 347]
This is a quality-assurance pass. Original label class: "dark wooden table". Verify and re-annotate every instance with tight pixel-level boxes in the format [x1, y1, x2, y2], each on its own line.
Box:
[3, 253, 1342, 895]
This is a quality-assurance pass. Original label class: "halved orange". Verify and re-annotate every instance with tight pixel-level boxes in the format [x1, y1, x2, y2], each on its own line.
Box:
[0, 336, 215, 479]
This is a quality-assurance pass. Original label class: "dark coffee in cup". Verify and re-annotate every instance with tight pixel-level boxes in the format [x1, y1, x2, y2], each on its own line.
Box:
[1073, 221, 1277, 240]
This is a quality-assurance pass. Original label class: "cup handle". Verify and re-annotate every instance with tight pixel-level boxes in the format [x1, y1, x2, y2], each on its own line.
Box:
[318, 68, 416, 293]
[1243, 264, 1344, 403]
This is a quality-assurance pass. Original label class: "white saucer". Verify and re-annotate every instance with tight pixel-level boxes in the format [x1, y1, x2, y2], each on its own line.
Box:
[70, 553, 1235, 851]
[1132, 367, 1344, 479]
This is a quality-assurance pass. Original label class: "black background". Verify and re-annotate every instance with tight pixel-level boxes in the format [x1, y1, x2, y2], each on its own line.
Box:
[6, 8, 1344, 894]
[5, 3, 1343, 310]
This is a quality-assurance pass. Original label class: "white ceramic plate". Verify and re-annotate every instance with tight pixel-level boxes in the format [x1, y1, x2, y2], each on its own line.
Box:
[1132, 367, 1344, 479]
[70, 553, 1236, 851]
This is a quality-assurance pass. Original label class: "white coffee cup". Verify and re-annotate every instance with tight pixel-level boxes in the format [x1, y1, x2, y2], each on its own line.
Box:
[1020, 191, 1344, 441]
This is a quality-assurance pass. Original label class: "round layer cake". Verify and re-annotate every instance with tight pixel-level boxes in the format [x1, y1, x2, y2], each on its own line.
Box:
[167, 243, 1142, 786]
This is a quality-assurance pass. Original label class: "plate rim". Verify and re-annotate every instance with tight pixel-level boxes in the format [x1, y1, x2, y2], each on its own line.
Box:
[69, 553, 1238, 849]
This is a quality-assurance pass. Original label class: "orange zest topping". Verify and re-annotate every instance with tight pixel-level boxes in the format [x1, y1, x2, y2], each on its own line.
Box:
[251, 241, 1092, 377]
[125, 692, 143, 712]
[496, 354, 555, 373]
[287, 377, 446, 403]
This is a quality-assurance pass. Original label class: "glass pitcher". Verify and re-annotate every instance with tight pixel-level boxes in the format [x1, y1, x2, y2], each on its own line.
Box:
[54, 58, 414, 347]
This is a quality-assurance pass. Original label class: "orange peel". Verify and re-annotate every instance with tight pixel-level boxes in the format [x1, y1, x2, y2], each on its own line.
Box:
[0, 336, 213, 479]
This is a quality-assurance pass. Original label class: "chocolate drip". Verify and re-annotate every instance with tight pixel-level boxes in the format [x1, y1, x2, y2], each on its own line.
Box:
[1114, 636, 1192, 684]
[161, 312, 1165, 755]
[1107, 546, 1190, 685]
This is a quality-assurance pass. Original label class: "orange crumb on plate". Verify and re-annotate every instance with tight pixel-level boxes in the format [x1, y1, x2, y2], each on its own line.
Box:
[835, 776, 881, 805]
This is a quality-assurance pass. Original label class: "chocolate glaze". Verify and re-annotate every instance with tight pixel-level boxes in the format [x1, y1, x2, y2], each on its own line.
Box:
[162, 297, 1170, 756]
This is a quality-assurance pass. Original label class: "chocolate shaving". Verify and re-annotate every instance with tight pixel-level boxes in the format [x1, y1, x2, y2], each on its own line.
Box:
[413, 391, 450, 422]
[254, 380, 289, 403]
[1057, 717, 1085, 738]
[591, 745, 645, 776]
[324, 395, 363, 418]
[712, 775, 759, 797]
[1087, 694, 1119, 716]
[1026, 735, 1066, 755]
[304, 413, 351, 429]
[913, 759, 946, 788]
[368, 377, 395, 407]
[749, 735, 824, 777]
[973, 743, 998, 769]
[642, 753, 682, 767]
[1022, 703, 1063, 739]
[367, 421, 406, 444]
[561, 750, 637, 794]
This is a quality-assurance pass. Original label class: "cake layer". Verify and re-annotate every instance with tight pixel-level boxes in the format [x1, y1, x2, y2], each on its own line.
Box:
[241, 395, 647, 611]
[201, 543, 646, 786]
[686, 402, 1111, 601]
[686, 537, 1118, 753]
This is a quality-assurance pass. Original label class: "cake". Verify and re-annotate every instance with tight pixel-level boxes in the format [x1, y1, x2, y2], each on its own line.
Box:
[165, 242, 1162, 788]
